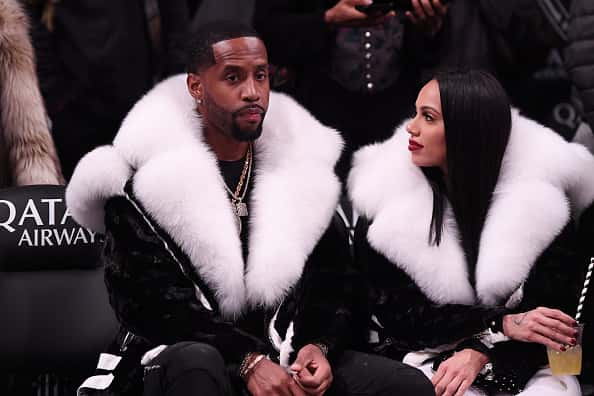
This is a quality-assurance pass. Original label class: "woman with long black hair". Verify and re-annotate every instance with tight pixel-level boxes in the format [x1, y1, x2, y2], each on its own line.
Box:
[349, 70, 594, 396]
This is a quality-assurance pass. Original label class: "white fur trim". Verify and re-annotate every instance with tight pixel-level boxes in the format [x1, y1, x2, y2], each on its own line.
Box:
[349, 111, 594, 305]
[476, 113, 594, 305]
[66, 75, 343, 317]
[349, 131, 474, 304]
[245, 93, 342, 307]
[66, 146, 132, 233]
[114, 75, 203, 169]
[132, 147, 246, 318]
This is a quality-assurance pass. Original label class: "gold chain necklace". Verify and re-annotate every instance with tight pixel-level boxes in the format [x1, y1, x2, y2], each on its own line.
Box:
[222, 143, 252, 233]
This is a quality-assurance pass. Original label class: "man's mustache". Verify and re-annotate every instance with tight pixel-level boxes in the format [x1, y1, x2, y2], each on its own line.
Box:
[232, 105, 266, 117]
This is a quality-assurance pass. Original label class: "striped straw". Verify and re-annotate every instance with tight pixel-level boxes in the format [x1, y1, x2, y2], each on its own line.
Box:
[575, 257, 594, 322]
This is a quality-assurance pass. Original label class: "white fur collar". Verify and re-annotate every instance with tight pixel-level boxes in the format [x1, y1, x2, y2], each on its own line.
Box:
[349, 111, 594, 306]
[67, 75, 343, 318]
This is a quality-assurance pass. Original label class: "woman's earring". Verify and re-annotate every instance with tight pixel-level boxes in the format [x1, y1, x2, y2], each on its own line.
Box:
[197, 98, 203, 105]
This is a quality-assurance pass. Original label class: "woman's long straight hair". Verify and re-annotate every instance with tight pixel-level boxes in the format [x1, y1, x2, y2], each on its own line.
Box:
[426, 70, 511, 285]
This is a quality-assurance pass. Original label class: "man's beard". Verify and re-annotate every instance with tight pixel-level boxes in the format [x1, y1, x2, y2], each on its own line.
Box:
[230, 107, 266, 141]
[203, 93, 266, 142]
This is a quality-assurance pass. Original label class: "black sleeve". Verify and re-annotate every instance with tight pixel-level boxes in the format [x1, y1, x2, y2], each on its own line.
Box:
[354, 218, 508, 352]
[290, 213, 368, 362]
[102, 196, 270, 365]
[253, 0, 334, 66]
[564, 0, 594, 130]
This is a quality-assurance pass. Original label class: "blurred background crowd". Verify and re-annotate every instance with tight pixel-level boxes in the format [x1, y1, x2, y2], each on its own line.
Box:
[0, 0, 592, 185]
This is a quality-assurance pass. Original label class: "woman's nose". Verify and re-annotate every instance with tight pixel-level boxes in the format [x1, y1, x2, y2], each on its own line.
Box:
[406, 122, 419, 136]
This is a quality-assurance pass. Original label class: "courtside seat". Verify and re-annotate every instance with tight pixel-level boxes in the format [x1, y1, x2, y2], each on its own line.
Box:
[0, 185, 118, 373]
[0, 186, 591, 395]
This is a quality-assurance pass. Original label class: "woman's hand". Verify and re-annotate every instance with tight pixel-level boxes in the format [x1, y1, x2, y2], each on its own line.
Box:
[503, 307, 579, 352]
[432, 349, 489, 396]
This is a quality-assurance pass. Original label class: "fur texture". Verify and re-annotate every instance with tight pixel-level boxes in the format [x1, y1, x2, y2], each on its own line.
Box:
[349, 110, 594, 306]
[0, 0, 63, 187]
[67, 75, 343, 317]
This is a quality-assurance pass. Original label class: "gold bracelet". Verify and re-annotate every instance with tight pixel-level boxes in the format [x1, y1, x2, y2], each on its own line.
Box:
[239, 352, 257, 379]
[241, 354, 266, 381]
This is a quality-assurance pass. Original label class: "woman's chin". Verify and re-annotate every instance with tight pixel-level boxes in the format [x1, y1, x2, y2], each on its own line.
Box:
[410, 156, 426, 168]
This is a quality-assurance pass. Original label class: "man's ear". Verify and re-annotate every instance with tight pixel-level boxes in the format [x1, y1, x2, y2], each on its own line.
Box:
[187, 73, 202, 101]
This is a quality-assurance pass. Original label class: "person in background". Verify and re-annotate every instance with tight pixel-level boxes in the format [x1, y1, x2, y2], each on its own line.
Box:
[565, 0, 594, 139]
[24, 0, 190, 179]
[350, 70, 594, 396]
[433, 1, 581, 142]
[254, 0, 448, 183]
[0, 0, 63, 188]
[254, 0, 448, 248]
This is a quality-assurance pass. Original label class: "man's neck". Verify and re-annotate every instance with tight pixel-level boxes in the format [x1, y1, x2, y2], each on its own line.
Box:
[203, 125, 249, 161]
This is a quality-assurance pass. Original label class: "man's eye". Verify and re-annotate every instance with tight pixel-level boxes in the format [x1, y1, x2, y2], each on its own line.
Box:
[226, 75, 238, 82]
[256, 72, 268, 81]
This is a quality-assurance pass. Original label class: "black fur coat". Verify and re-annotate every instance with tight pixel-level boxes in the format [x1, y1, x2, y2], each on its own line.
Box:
[67, 76, 361, 394]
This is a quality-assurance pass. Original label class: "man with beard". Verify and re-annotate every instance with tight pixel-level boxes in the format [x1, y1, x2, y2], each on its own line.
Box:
[67, 22, 432, 396]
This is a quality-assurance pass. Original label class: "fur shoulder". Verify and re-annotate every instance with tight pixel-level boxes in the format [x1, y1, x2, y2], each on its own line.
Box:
[261, 91, 343, 167]
[114, 75, 202, 169]
[66, 146, 132, 233]
[0, 0, 30, 40]
[502, 111, 594, 215]
[0, 0, 64, 186]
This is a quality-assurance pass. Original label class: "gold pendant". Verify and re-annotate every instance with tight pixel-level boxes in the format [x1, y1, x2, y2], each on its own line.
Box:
[230, 201, 246, 234]
[236, 202, 248, 217]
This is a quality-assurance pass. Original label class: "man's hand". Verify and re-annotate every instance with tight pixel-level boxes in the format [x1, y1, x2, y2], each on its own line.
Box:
[405, 0, 448, 36]
[432, 349, 489, 396]
[503, 307, 579, 352]
[290, 344, 333, 395]
[324, 0, 395, 27]
[246, 358, 306, 396]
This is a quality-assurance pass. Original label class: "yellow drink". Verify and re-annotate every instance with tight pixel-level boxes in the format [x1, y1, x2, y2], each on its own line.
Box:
[547, 345, 582, 376]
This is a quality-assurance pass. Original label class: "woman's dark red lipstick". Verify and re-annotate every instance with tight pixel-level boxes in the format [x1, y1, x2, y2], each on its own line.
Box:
[408, 139, 424, 151]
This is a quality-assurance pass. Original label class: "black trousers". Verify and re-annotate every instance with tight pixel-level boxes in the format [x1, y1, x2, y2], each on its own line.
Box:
[143, 342, 435, 396]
